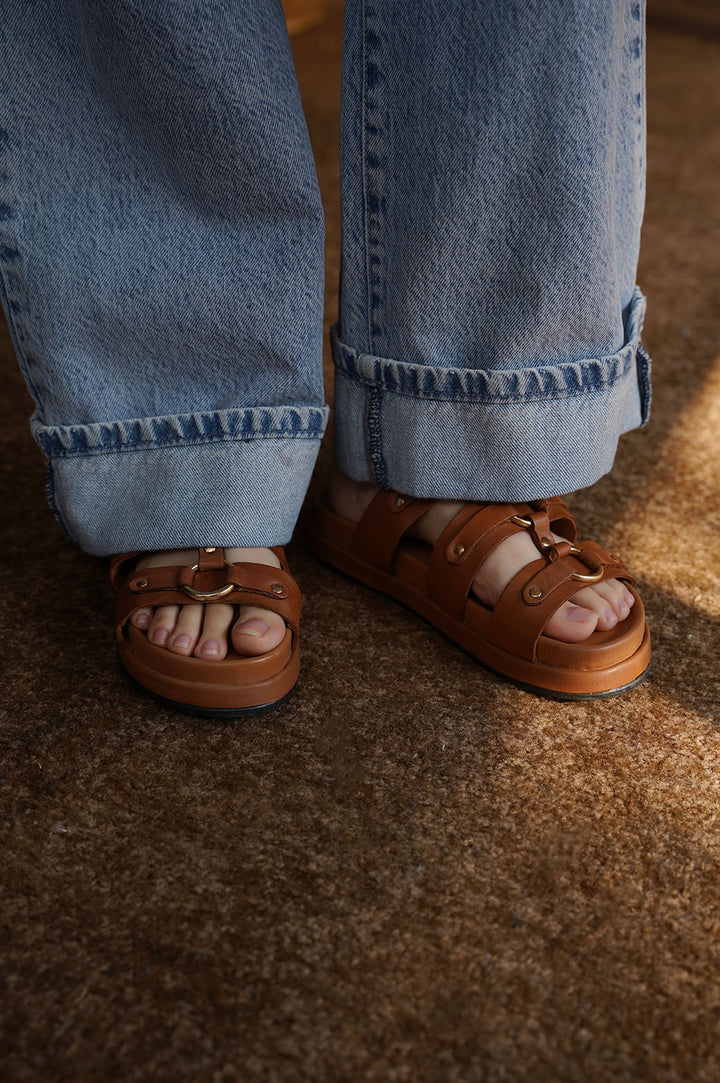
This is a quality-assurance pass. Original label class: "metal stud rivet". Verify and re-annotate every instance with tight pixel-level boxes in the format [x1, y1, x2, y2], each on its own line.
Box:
[540, 536, 552, 548]
[453, 544, 466, 557]
[394, 495, 406, 508]
[204, 547, 216, 554]
[136, 577, 149, 589]
[271, 582, 284, 595]
[528, 587, 543, 599]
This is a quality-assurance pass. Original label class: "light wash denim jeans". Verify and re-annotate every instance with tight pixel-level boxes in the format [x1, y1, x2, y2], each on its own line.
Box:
[0, 0, 650, 556]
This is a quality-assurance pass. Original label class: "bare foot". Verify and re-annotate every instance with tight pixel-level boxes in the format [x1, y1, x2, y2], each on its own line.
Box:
[327, 468, 634, 644]
[128, 547, 287, 659]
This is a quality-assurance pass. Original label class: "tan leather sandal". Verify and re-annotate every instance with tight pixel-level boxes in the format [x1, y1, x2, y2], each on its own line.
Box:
[307, 490, 651, 700]
[110, 546, 301, 716]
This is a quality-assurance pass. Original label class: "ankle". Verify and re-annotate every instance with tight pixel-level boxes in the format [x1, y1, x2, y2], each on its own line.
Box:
[328, 466, 379, 524]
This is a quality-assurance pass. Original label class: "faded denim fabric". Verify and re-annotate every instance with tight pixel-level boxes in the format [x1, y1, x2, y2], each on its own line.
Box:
[337, 0, 650, 498]
[0, 0, 650, 555]
[0, 0, 328, 553]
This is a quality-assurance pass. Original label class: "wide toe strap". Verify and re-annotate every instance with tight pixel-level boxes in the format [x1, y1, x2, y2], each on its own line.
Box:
[112, 546, 301, 641]
[489, 539, 633, 661]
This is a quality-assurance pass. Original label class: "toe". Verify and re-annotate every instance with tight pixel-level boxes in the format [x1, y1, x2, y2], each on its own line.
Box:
[167, 604, 204, 655]
[194, 603, 235, 660]
[592, 579, 634, 623]
[147, 605, 180, 646]
[568, 585, 623, 631]
[544, 600, 599, 643]
[232, 604, 286, 657]
[131, 607, 152, 630]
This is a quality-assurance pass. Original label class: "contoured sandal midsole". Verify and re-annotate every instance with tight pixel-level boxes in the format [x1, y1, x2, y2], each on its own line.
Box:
[120, 624, 299, 710]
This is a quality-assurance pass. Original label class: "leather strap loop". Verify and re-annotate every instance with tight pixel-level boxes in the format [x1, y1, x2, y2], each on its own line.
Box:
[527, 507, 554, 551]
[530, 498, 577, 543]
[197, 546, 225, 571]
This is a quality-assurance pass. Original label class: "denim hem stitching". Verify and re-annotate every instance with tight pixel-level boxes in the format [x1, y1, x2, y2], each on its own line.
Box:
[336, 368, 641, 406]
[330, 287, 650, 407]
[33, 406, 330, 459]
[37, 432, 327, 460]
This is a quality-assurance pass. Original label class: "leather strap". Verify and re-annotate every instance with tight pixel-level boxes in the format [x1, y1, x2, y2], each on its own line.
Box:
[426, 503, 520, 620]
[425, 500, 578, 622]
[349, 490, 433, 573]
[197, 546, 225, 571]
[112, 547, 301, 636]
[527, 498, 577, 544]
[490, 543, 633, 660]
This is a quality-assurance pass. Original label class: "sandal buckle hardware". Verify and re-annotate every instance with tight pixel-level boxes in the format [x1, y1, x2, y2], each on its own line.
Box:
[538, 537, 560, 562]
[511, 517, 560, 563]
[182, 560, 236, 601]
[569, 546, 604, 584]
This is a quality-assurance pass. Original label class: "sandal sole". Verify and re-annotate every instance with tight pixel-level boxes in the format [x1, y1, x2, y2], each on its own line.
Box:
[122, 666, 297, 717]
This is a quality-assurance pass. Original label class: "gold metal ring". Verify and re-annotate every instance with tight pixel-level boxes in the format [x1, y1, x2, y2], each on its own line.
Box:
[182, 560, 236, 601]
[569, 546, 604, 584]
[510, 514, 532, 528]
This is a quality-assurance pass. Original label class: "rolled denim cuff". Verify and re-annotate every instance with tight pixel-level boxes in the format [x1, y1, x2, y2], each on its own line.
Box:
[333, 287, 651, 501]
[32, 405, 329, 555]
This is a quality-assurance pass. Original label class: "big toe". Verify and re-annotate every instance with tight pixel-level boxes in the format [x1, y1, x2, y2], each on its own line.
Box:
[544, 601, 600, 643]
[232, 604, 287, 657]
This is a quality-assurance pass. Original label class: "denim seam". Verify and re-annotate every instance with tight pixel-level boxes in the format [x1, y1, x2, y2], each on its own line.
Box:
[365, 385, 387, 486]
[361, 0, 374, 354]
[0, 216, 45, 409]
[36, 431, 325, 459]
[44, 461, 71, 538]
[363, 1, 387, 357]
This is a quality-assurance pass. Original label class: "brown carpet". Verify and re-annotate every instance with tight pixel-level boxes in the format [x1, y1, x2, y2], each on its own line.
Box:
[2, 11, 720, 1082]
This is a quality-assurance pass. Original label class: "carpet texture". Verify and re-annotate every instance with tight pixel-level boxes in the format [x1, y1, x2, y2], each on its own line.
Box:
[1, 11, 719, 1082]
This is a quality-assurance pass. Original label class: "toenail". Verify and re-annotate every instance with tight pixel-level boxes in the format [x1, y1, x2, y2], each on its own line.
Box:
[200, 639, 220, 656]
[173, 634, 191, 648]
[134, 612, 150, 628]
[151, 627, 169, 645]
[236, 618, 269, 638]
[605, 609, 618, 625]
[567, 606, 593, 623]
[624, 589, 635, 606]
